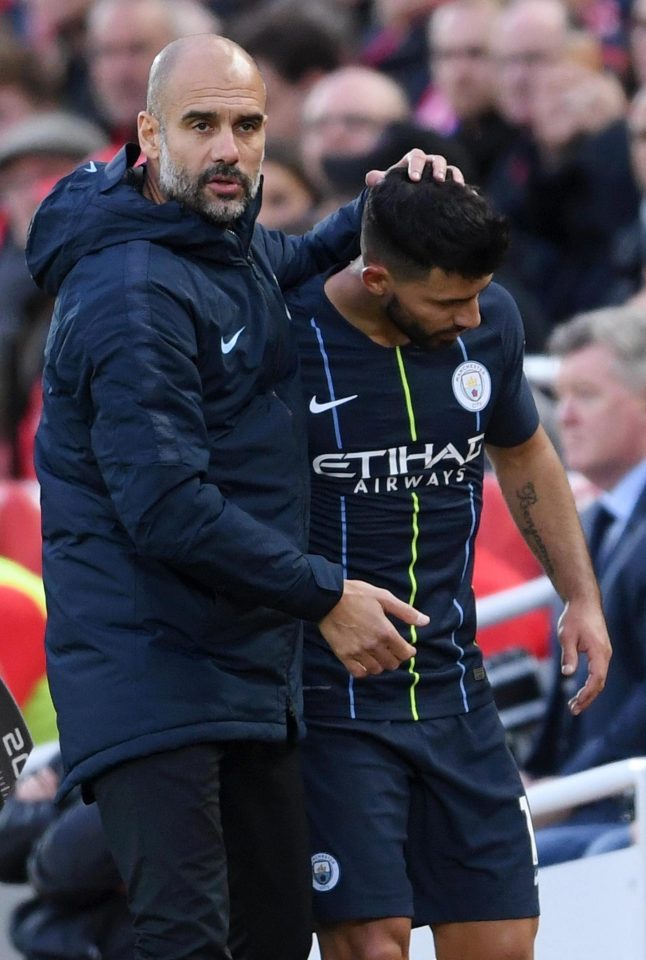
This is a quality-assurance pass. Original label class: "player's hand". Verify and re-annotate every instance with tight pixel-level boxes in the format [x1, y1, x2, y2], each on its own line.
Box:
[318, 579, 427, 678]
[364, 148, 466, 187]
[558, 598, 612, 715]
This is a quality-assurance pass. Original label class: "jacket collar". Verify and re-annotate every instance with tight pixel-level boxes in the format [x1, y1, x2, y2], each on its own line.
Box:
[101, 143, 263, 250]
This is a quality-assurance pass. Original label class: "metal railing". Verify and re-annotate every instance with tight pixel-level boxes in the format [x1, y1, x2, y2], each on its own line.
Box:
[528, 758, 646, 960]
[477, 574, 556, 627]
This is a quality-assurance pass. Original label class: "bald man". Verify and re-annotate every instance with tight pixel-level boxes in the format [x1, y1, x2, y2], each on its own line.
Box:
[300, 65, 411, 195]
[26, 33, 456, 960]
[492, 0, 569, 129]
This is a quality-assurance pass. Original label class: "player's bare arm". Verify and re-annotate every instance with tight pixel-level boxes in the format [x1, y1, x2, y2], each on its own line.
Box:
[486, 425, 612, 713]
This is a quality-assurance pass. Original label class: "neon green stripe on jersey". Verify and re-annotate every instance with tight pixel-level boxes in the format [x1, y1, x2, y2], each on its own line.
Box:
[396, 346, 418, 442]
[407, 492, 422, 719]
[395, 346, 422, 720]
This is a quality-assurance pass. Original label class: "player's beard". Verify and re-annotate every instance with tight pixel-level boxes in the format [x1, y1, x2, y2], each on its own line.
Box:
[385, 295, 458, 351]
[158, 137, 261, 225]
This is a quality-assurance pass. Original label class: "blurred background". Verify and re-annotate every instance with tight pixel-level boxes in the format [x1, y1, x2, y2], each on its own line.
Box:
[1, 1, 646, 958]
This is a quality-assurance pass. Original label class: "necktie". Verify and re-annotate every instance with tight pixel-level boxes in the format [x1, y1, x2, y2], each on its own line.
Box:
[588, 503, 616, 575]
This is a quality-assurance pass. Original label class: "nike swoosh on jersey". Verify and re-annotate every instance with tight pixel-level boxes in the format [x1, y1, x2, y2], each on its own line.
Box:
[221, 327, 246, 354]
[84, 160, 97, 173]
[309, 394, 358, 414]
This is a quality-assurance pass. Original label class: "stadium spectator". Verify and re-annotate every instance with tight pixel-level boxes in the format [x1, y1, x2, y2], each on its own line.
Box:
[421, 0, 518, 184]
[524, 305, 646, 865]
[299, 65, 412, 197]
[486, 0, 640, 336]
[604, 84, 646, 303]
[0, 37, 63, 470]
[0, 110, 107, 478]
[14, 0, 95, 118]
[359, 0, 447, 108]
[0, 747, 134, 960]
[229, 2, 348, 148]
[0, 38, 58, 136]
[300, 65, 470, 216]
[84, 0, 220, 152]
[257, 142, 320, 232]
[492, 0, 569, 130]
[628, 0, 646, 88]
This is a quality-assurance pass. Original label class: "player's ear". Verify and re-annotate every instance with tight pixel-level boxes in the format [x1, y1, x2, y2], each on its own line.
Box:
[361, 264, 391, 296]
[138, 111, 161, 160]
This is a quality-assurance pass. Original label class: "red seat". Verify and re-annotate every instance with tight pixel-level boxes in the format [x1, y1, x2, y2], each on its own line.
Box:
[474, 473, 550, 659]
[478, 472, 542, 580]
[0, 480, 42, 576]
[473, 545, 550, 658]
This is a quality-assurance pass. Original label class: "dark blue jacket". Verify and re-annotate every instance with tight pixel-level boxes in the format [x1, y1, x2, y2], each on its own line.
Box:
[26, 144, 361, 797]
[526, 482, 646, 779]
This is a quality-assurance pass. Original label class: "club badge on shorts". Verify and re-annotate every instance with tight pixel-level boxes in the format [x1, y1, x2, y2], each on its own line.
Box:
[311, 852, 340, 892]
[452, 361, 491, 412]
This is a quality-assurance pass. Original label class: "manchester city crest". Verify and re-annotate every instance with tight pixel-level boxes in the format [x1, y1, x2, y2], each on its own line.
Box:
[452, 360, 491, 412]
[311, 852, 340, 892]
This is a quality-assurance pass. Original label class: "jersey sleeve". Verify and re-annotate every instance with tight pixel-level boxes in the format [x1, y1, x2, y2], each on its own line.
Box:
[483, 283, 540, 448]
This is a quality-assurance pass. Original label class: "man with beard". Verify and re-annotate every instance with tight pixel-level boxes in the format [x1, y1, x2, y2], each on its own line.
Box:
[24, 34, 452, 960]
[286, 166, 611, 960]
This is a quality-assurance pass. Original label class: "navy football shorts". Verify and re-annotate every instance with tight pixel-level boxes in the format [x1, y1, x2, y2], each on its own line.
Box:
[302, 701, 540, 926]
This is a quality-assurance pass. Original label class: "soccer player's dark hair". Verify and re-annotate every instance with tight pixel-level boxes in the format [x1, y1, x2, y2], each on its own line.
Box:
[361, 164, 510, 281]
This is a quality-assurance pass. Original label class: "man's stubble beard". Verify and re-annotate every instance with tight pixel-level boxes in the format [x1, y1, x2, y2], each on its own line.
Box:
[385, 295, 449, 352]
[158, 135, 262, 226]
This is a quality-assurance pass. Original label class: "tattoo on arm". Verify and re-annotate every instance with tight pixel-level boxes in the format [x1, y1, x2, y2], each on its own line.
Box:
[516, 481, 555, 579]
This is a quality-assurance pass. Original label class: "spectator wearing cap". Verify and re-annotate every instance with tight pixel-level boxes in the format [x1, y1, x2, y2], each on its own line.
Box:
[0, 110, 107, 477]
[0, 34, 61, 290]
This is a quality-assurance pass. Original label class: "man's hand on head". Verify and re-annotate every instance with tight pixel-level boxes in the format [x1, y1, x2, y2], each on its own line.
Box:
[365, 149, 466, 188]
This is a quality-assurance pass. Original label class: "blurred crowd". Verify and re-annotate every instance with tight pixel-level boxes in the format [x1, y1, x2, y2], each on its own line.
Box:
[1, 0, 646, 477]
[0, 0, 643, 480]
[1, 2, 646, 956]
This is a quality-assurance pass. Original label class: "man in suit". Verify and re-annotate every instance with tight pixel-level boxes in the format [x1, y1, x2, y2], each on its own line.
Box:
[524, 303, 646, 864]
